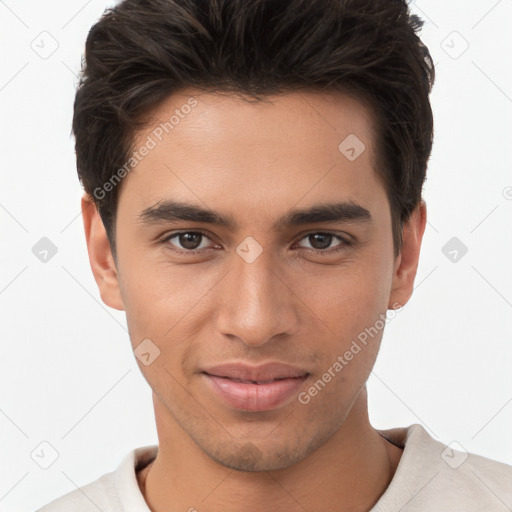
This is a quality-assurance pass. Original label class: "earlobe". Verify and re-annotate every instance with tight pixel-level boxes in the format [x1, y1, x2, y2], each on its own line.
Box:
[81, 193, 125, 311]
[388, 201, 427, 309]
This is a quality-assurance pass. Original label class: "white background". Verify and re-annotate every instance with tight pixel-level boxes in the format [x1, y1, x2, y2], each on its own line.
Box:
[1, 1, 511, 510]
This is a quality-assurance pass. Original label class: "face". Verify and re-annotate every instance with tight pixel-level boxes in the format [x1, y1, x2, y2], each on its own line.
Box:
[84, 88, 425, 472]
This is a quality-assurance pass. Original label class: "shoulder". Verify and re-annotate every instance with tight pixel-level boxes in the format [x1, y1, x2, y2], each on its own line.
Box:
[374, 424, 512, 511]
[35, 472, 117, 512]
[35, 445, 158, 512]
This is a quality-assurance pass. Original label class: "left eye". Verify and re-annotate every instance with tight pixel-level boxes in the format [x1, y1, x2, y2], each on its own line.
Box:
[295, 232, 345, 251]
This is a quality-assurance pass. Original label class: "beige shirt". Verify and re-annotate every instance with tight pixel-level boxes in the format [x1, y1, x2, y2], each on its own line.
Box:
[36, 424, 512, 511]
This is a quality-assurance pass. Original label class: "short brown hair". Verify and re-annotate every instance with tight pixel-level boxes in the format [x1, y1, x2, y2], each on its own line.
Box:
[73, 0, 435, 258]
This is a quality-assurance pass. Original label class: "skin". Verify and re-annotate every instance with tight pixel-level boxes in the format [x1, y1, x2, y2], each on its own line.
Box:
[82, 88, 426, 512]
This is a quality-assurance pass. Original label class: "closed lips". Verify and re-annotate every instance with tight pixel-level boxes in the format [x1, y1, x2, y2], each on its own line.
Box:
[201, 362, 310, 382]
[206, 375, 307, 385]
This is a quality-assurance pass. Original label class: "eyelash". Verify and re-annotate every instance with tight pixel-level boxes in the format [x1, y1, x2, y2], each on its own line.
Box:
[158, 230, 354, 256]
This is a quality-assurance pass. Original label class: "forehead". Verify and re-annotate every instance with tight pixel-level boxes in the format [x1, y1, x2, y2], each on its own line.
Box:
[117, 88, 385, 222]
[137, 88, 377, 155]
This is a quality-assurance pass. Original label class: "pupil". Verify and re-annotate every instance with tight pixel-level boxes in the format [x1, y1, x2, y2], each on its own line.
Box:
[180, 233, 201, 249]
[310, 233, 331, 250]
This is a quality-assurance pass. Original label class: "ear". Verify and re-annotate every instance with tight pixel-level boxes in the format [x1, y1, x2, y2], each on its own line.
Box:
[388, 200, 427, 309]
[81, 193, 125, 311]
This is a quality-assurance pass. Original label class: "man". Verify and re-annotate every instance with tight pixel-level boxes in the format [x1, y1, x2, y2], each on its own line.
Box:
[37, 0, 512, 510]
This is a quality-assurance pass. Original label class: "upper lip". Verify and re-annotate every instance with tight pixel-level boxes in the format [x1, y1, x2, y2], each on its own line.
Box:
[202, 362, 310, 381]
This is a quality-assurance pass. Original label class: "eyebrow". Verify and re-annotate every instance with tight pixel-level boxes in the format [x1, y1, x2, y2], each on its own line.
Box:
[137, 199, 372, 230]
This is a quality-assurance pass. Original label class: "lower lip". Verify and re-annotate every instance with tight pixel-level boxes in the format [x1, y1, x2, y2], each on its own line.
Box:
[203, 373, 309, 412]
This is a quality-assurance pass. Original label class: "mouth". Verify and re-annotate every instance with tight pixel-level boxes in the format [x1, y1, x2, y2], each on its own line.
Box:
[200, 362, 310, 411]
[204, 374, 306, 384]
[201, 361, 310, 381]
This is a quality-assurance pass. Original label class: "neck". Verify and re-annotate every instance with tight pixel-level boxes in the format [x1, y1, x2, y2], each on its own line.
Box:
[138, 388, 402, 512]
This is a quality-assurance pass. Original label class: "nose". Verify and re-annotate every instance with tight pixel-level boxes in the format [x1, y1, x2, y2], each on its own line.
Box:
[213, 244, 300, 347]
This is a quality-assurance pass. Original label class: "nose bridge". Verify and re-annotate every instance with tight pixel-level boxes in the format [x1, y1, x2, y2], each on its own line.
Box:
[215, 242, 297, 346]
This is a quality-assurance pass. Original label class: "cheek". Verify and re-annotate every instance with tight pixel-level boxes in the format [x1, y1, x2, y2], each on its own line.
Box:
[303, 256, 393, 336]
[299, 268, 390, 407]
[117, 251, 216, 350]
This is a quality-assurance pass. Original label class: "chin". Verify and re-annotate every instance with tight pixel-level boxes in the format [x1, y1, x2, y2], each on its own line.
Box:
[195, 426, 331, 472]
